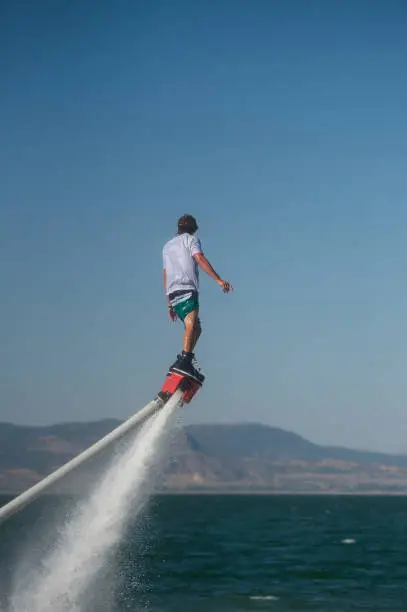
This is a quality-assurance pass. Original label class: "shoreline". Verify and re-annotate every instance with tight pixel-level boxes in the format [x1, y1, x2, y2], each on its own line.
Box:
[2, 489, 407, 498]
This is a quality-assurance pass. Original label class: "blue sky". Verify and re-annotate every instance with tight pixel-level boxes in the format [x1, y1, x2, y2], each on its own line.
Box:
[1, 0, 407, 452]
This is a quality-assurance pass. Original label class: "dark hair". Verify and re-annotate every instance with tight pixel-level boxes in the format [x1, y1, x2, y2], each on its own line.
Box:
[177, 214, 198, 235]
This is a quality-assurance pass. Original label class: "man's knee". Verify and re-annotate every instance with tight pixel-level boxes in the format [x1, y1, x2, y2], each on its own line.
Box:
[184, 309, 198, 328]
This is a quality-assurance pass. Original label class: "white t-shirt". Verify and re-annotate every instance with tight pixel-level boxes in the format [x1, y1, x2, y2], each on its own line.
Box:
[163, 233, 203, 295]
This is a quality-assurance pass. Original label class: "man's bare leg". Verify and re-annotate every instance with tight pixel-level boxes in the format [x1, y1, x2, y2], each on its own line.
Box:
[190, 316, 201, 353]
[183, 309, 201, 354]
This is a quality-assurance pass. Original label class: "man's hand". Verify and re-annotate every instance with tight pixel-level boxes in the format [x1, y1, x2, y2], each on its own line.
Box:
[217, 279, 233, 293]
[168, 305, 178, 322]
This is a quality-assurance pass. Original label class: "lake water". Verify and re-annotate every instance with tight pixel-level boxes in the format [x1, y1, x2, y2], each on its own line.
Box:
[1, 494, 407, 611]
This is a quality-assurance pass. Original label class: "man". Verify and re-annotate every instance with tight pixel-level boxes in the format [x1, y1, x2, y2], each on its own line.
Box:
[163, 214, 232, 381]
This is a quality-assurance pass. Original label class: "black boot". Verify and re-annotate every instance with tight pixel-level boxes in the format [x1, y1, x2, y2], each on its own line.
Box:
[169, 351, 204, 384]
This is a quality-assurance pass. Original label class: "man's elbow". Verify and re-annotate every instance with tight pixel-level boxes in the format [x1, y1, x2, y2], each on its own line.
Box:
[193, 253, 206, 265]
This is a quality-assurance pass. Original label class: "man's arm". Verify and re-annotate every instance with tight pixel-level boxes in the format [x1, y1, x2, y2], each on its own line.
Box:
[163, 269, 170, 305]
[164, 268, 177, 320]
[193, 253, 233, 293]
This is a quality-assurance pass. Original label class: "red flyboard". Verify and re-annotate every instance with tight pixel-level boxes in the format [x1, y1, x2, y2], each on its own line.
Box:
[158, 371, 202, 404]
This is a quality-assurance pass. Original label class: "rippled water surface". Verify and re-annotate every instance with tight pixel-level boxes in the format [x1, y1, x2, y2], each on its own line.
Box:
[1, 494, 407, 611]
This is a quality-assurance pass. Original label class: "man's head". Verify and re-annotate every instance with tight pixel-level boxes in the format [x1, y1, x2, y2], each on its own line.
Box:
[177, 214, 198, 235]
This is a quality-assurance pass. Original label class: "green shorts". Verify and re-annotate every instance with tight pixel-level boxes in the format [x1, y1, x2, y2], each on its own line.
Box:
[169, 290, 199, 322]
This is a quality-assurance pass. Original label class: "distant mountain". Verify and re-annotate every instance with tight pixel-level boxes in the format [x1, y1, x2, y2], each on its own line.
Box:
[186, 423, 407, 466]
[1, 419, 407, 494]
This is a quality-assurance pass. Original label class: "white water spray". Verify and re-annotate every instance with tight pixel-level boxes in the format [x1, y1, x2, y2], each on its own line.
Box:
[10, 394, 181, 612]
